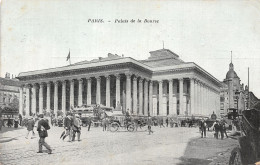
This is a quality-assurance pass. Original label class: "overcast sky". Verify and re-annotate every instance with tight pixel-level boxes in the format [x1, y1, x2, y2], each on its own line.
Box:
[1, 0, 260, 98]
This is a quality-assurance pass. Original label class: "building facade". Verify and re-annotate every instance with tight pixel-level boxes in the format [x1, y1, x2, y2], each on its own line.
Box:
[220, 60, 247, 117]
[0, 76, 23, 113]
[17, 49, 221, 117]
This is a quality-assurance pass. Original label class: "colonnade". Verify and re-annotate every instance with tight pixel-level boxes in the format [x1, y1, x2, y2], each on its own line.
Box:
[19, 74, 220, 117]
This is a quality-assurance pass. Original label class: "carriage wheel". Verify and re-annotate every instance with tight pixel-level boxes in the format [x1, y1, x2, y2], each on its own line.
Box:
[127, 124, 135, 132]
[110, 122, 119, 132]
[229, 147, 244, 165]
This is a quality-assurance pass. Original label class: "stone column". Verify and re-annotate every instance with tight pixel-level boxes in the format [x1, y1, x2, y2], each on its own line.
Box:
[62, 80, 66, 114]
[158, 80, 163, 115]
[126, 74, 131, 112]
[39, 83, 44, 114]
[139, 78, 143, 115]
[179, 78, 184, 115]
[106, 76, 111, 107]
[202, 83, 205, 115]
[70, 79, 74, 108]
[78, 79, 83, 106]
[87, 78, 92, 105]
[31, 84, 37, 115]
[168, 79, 173, 115]
[96, 77, 101, 105]
[194, 80, 198, 114]
[54, 81, 59, 116]
[25, 85, 30, 116]
[133, 77, 137, 115]
[206, 86, 208, 115]
[200, 82, 203, 115]
[190, 78, 195, 115]
[46, 82, 51, 112]
[144, 79, 148, 116]
[115, 74, 121, 105]
[149, 81, 153, 116]
[19, 86, 24, 115]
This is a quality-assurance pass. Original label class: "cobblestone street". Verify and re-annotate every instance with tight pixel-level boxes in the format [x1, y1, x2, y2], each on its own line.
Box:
[0, 126, 237, 165]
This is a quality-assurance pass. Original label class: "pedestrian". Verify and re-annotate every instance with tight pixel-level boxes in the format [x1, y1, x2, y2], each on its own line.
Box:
[14, 117, 19, 128]
[26, 117, 35, 139]
[72, 114, 82, 141]
[220, 121, 228, 139]
[37, 114, 52, 154]
[101, 110, 107, 131]
[213, 120, 220, 139]
[166, 117, 169, 127]
[200, 119, 207, 138]
[87, 116, 92, 131]
[0, 117, 2, 131]
[62, 113, 73, 142]
[7, 117, 12, 127]
[147, 116, 153, 135]
[159, 118, 165, 128]
[19, 114, 22, 126]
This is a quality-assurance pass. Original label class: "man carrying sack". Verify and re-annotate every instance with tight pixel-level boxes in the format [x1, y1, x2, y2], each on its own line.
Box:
[37, 114, 52, 154]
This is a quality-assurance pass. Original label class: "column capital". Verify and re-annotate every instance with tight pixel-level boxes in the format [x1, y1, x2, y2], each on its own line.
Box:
[149, 81, 153, 86]
[39, 82, 45, 87]
[32, 83, 38, 88]
[115, 74, 121, 79]
[87, 78, 92, 82]
[139, 78, 143, 83]
[78, 78, 84, 83]
[25, 83, 32, 88]
[70, 79, 75, 83]
[95, 76, 101, 81]
[54, 81, 60, 86]
[168, 79, 173, 82]
[158, 80, 163, 84]
[46, 81, 52, 85]
[105, 75, 111, 80]
[133, 77, 137, 81]
[178, 78, 183, 81]
[125, 73, 132, 78]
[61, 80, 67, 84]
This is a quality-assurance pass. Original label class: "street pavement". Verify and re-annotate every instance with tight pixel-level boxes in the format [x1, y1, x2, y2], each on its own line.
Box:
[0, 126, 237, 165]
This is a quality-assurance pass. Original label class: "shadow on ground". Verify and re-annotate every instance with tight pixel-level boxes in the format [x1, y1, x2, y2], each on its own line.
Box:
[177, 135, 238, 165]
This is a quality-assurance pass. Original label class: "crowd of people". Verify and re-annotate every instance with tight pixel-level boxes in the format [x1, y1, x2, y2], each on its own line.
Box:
[199, 119, 229, 139]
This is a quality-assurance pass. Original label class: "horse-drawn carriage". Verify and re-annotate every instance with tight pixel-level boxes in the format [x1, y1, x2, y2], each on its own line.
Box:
[229, 109, 260, 165]
[71, 104, 114, 127]
[105, 110, 135, 132]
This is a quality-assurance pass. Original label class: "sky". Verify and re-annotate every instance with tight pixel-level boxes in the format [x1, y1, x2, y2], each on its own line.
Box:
[1, 0, 260, 98]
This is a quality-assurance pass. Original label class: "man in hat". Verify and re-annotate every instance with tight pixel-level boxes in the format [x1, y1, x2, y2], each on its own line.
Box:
[37, 114, 52, 154]
[200, 119, 207, 138]
[63, 112, 73, 141]
[26, 116, 35, 139]
[72, 114, 82, 141]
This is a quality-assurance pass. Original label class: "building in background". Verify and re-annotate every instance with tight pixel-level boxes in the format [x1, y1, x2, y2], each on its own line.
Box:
[17, 49, 222, 117]
[0, 73, 25, 121]
[220, 58, 247, 117]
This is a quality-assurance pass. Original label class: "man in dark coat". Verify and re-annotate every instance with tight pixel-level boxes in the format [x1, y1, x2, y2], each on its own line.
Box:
[63, 113, 73, 141]
[200, 119, 207, 138]
[214, 121, 220, 139]
[37, 114, 52, 154]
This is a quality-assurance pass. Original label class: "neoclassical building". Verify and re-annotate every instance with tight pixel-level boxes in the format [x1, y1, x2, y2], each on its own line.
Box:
[17, 49, 221, 117]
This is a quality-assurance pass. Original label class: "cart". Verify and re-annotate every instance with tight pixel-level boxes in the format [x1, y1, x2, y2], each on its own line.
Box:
[229, 109, 260, 165]
[108, 114, 135, 132]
